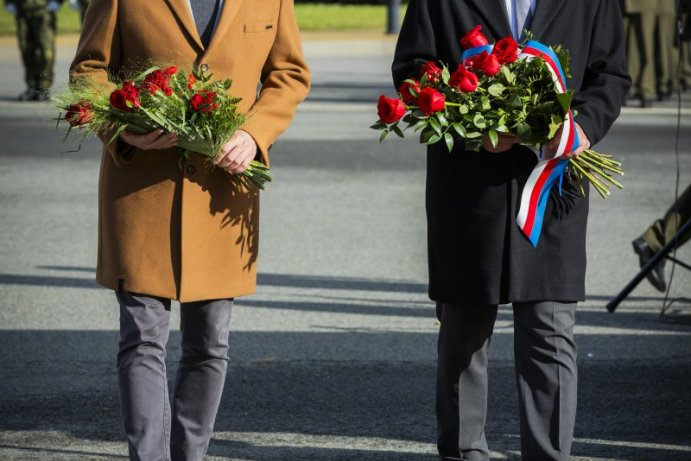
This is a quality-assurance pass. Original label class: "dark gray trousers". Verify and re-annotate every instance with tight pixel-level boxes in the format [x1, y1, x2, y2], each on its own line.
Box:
[436, 301, 577, 461]
[116, 291, 233, 461]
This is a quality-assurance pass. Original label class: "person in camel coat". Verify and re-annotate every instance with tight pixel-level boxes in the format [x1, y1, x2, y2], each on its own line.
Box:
[70, 1, 310, 459]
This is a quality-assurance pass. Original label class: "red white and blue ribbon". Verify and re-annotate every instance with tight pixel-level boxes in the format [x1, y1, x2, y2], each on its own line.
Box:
[461, 40, 580, 247]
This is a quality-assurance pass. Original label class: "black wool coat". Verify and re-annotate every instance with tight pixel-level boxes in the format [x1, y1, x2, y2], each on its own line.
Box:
[392, 0, 630, 305]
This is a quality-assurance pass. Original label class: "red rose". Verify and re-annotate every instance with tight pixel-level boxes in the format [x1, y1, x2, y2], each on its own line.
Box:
[377, 95, 406, 124]
[165, 66, 178, 76]
[419, 61, 442, 84]
[460, 25, 489, 49]
[187, 73, 196, 90]
[492, 36, 518, 64]
[469, 51, 502, 76]
[109, 81, 141, 111]
[142, 70, 173, 96]
[65, 100, 93, 127]
[190, 90, 219, 114]
[399, 79, 420, 105]
[449, 66, 479, 93]
[417, 87, 446, 115]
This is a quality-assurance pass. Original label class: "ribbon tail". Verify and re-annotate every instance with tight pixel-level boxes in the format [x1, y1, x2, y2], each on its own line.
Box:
[517, 158, 570, 247]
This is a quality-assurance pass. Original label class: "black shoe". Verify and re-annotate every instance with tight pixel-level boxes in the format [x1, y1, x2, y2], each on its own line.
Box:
[632, 237, 666, 292]
[17, 89, 35, 101]
[640, 97, 652, 108]
[31, 89, 50, 101]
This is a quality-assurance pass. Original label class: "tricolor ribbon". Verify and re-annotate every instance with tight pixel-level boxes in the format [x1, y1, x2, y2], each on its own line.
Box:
[461, 40, 580, 247]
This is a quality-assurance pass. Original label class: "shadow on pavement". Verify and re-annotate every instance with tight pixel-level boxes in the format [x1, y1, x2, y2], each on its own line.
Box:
[1, 328, 690, 460]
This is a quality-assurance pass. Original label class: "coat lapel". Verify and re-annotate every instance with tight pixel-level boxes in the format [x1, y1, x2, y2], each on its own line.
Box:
[204, 0, 247, 59]
[528, 0, 567, 39]
[164, 0, 204, 51]
[465, 0, 512, 40]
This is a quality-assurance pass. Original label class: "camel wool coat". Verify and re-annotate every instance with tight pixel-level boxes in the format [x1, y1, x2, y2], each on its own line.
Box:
[70, 0, 310, 301]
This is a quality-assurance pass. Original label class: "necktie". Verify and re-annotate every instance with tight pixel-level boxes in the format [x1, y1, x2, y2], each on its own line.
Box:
[513, 0, 531, 41]
[191, 0, 220, 47]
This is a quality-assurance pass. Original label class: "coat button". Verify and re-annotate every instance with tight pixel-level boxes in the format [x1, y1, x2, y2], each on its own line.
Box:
[186, 165, 196, 175]
[200, 63, 209, 72]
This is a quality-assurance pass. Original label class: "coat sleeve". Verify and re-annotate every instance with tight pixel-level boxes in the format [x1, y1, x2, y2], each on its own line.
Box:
[572, 0, 631, 146]
[392, 0, 439, 89]
[69, 0, 131, 166]
[238, 0, 311, 166]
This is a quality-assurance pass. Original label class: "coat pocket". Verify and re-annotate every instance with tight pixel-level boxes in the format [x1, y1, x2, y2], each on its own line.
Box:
[244, 22, 275, 33]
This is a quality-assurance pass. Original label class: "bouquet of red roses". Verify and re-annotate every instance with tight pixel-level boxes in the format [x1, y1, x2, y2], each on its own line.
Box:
[55, 64, 271, 190]
[372, 26, 622, 201]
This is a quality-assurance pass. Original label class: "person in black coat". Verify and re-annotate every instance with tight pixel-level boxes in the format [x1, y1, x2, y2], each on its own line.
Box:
[392, 1, 630, 460]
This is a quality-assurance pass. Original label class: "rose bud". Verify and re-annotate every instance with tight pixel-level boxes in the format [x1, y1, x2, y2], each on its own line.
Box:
[417, 87, 446, 115]
[399, 79, 421, 105]
[419, 61, 442, 85]
[492, 36, 518, 64]
[460, 25, 490, 49]
[449, 66, 479, 93]
[377, 95, 406, 124]
[65, 100, 93, 127]
[165, 66, 179, 76]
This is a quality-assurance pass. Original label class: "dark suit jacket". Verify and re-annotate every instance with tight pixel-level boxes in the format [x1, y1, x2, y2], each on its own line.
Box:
[392, 0, 630, 305]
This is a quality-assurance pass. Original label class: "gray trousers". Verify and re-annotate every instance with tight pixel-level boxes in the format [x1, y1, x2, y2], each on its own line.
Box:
[436, 301, 577, 461]
[116, 291, 233, 461]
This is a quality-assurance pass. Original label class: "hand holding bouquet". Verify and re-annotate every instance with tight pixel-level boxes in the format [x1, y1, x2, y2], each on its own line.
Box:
[372, 26, 624, 246]
[373, 26, 623, 200]
[55, 65, 271, 190]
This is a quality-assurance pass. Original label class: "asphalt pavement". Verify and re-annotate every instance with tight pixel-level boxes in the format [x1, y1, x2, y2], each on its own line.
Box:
[0, 34, 691, 460]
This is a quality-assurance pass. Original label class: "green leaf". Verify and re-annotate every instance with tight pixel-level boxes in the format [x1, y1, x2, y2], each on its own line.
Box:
[548, 114, 563, 139]
[481, 96, 491, 111]
[515, 122, 531, 136]
[473, 113, 487, 129]
[452, 122, 466, 138]
[420, 126, 437, 143]
[442, 65, 451, 85]
[501, 66, 516, 84]
[488, 83, 506, 97]
[459, 104, 469, 114]
[488, 129, 499, 148]
[426, 134, 442, 144]
[466, 138, 484, 151]
[413, 119, 428, 132]
[370, 122, 386, 130]
[444, 132, 454, 152]
[509, 95, 523, 108]
[465, 131, 482, 139]
[555, 92, 573, 114]
[429, 117, 442, 136]
[379, 129, 389, 142]
[392, 124, 405, 138]
[436, 112, 448, 126]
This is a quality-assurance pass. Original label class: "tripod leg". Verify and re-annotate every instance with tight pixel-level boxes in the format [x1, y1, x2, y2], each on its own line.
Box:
[607, 219, 691, 312]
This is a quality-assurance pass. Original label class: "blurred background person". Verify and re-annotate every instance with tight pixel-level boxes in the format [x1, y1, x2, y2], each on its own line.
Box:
[681, 13, 691, 91]
[621, 0, 656, 107]
[67, 0, 87, 24]
[3, 0, 62, 101]
[632, 183, 691, 292]
[656, 0, 677, 100]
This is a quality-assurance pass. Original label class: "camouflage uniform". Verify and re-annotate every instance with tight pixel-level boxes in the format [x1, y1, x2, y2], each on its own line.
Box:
[656, 0, 676, 97]
[622, 0, 656, 104]
[5, 0, 63, 97]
